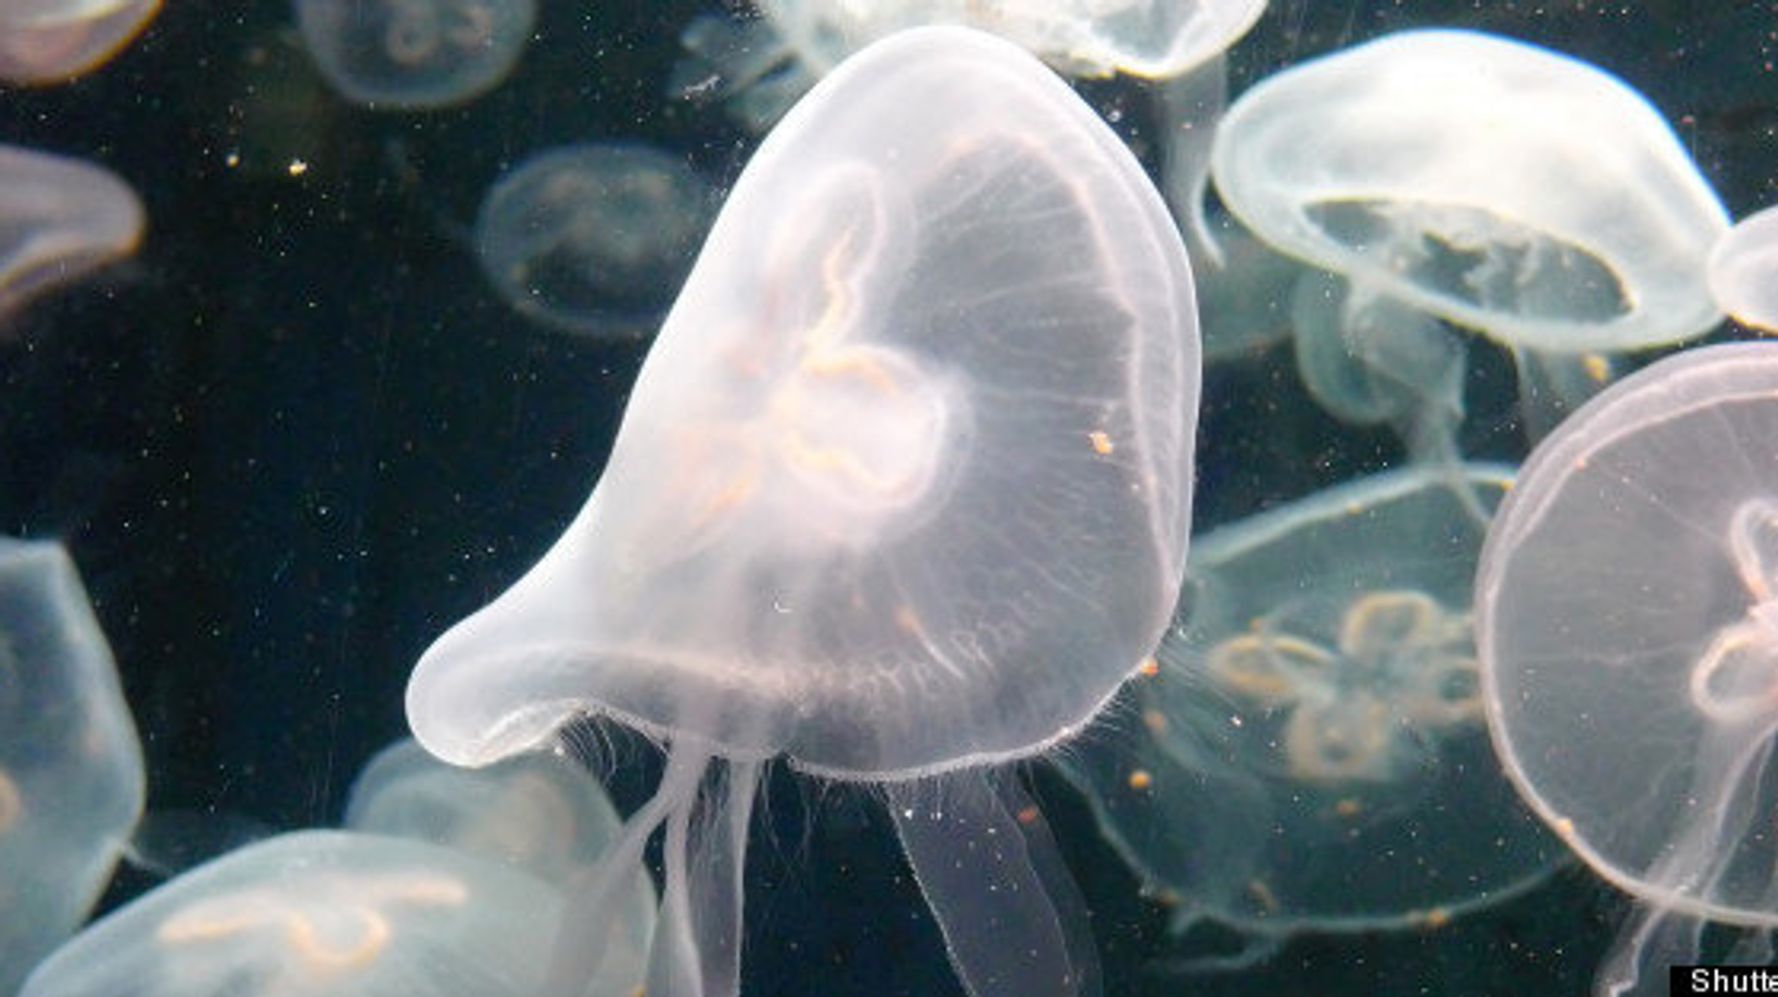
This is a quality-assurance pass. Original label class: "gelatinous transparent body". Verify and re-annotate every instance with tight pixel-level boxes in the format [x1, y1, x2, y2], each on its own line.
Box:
[344, 741, 653, 996]
[758, 0, 1266, 79]
[0, 0, 160, 85]
[295, 0, 534, 109]
[1066, 465, 1559, 956]
[1211, 28, 1728, 353]
[0, 539, 145, 995]
[0, 145, 145, 322]
[475, 144, 712, 338]
[411, 26, 1198, 997]
[673, 0, 1265, 133]
[1708, 205, 1778, 333]
[20, 831, 593, 997]
[1477, 342, 1778, 990]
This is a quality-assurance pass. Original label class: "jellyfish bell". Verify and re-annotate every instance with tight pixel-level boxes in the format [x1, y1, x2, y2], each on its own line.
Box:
[0, 538, 144, 995]
[19, 831, 606, 997]
[1063, 465, 1560, 967]
[1210, 27, 1728, 356]
[1476, 341, 1778, 994]
[294, 0, 534, 110]
[409, 23, 1198, 997]
[1707, 204, 1778, 334]
[0, 145, 145, 326]
[0, 0, 160, 85]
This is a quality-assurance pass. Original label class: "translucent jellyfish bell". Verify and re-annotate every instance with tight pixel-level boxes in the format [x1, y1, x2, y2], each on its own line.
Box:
[294, 0, 534, 110]
[474, 144, 713, 339]
[344, 740, 654, 997]
[411, 24, 1198, 997]
[1708, 205, 1778, 333]
[20, 831, 596, 997]
[1065, 465, 1560, 966]
[1210, 28, 1729, 355]
[0, 539, 145, 994]
[756, 0, 1268, 79]
[0, 0, 160, 85]
[0, 146, 145, 323]
[1476, 342, 1778, 994]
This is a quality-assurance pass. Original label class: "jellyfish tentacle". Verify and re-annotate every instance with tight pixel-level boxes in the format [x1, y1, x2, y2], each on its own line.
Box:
[645, 757, 761, 997]
[546, 741, 710, 997]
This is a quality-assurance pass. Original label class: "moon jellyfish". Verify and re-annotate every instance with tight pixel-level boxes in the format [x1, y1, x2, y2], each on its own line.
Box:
[1066, 465, 1560, 968]
[1477, 342, 1778, 995]
[344, 740, 654, 996]
[475, 144, 713, 339]
[1708, 205, 1778, 334]
[294, 0, 534, 110]
[1210, 28, 1727, 439]
[0, 146, 145, 324]
[672, 0, 1266, 132]
[0, 0, 159, 85]
[19, 831, 615, 997]
[0, 538, 145, 994]
[410, 25, 1198, 997]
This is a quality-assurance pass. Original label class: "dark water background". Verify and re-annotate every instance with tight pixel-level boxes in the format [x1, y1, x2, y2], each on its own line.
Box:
[2, 1, 1776, 994]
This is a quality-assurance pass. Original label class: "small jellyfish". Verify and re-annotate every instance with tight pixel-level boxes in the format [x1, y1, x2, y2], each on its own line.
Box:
[0, 145, 145, 324]
[344, 740, 654, 997]
[0, 538, 145, 995]
[410, 25, 1198, 997]
[1476, 341, 1778, 995]
[19, 831, 617, 997]
[1708, 205, 1778, 334]
[294, 0, 534, 110]
[672, 0, 1266, 132]
[1064, 464, 1561, 968]
[0, 0, 160, 85]
[1210, 28, 1727, 441]
[474, 144, 713, 339]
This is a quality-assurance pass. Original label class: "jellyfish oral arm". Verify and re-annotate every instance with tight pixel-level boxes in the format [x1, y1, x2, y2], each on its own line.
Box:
[886, 770, 1101, 997]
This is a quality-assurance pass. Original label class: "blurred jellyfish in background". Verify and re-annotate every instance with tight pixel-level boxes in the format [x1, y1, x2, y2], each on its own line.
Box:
[1065, 464, 1562, 969]
[671, 0, 1267, 132]
[0, 0, 159, 85]
[295, 0, 535, 110]
[344, 738, 656, 954]
[1708, 205, 1778, 334]
[19, 831, 626, 997]
[409, 25, 1198, 997]
[474, 144, 714, 340]
[1210, 28, 1730, 442]
[0, 538, 145, 995]
[1478, 342, 1778, 995]
[0, 145, 144, 326]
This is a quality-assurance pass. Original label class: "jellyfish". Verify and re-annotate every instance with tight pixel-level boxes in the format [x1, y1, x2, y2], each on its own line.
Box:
[0, 145, 145, 325]
[671, 0, 1266, 132]
[1209, 28, 1728, 441]
[294, 0, 534, 110]
[408, 25, 1198, 997]
[1476, 341, 1778, 995]
[0, 0, 159, 85]
[19, 830, 631, 997]
[344, 740, 654, 996]
[1064, 464, 1562, 968]
[0, 538, 145, 995]
[1708, 205, 1778, 334]
[474, 144, 713, 340]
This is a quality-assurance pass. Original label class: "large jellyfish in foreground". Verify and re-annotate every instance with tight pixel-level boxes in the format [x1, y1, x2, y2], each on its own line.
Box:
[407, 24, 1199, 997]
[1066, 464, 1560, 968]
[1477, 342, 1778, 994]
